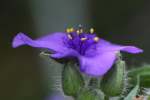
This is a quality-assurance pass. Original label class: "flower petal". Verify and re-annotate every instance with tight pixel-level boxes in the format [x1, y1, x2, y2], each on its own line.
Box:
[79, 52, 117, 76]
[96, 39, 143, 54]
[50, 48, 80, 58]
[12, 32, 79, 58]
[12, 32, 66, 50]
[81, 39, 143, 76]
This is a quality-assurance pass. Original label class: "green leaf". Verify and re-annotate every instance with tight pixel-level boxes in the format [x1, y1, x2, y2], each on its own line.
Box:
[139, 74, 150, 87]
[124, 77, 140, 100]
[128, 64, 150, 87]
[100, 58, 125, 96]
[147, 95, 150, 100]
[124, 84, 139, 100]
[76, 88, 104, 100]
[62, 61, 84, 97]
[128, 64, 150, 77]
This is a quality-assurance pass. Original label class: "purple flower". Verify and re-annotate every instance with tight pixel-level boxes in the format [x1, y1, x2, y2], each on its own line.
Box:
[12, 28, 143, 76]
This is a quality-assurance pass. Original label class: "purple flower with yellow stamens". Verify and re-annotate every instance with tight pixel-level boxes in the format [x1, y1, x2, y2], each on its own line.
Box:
[12, 27, 143, 76]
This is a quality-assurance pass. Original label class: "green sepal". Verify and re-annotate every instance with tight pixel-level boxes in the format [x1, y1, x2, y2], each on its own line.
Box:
[76, 88, 104, 100]
[62, 61, 84, 97]
[100, 57, 125, 96]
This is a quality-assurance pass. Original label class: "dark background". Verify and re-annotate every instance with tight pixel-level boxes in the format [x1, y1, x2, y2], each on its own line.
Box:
[0, 0, 149, 100]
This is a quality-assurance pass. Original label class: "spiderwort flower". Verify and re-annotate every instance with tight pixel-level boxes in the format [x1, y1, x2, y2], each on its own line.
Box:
[12, 27, 143, 76]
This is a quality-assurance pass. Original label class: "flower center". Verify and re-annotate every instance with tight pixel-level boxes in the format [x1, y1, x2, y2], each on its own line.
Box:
[65, 27, 100, 55]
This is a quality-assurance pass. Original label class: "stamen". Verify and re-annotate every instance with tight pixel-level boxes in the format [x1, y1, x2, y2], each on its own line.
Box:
[90, 28, 94, 34]
[70, 28, 74, 32]
[94, 37, 99, 42]
[79, 29, 83, 33]
[76, 29, 83, 35]
[67, 34, 73, 39]
[76, 24, 84, 34]
[76, 30, 80, 34]
[81, 37, 87, 41]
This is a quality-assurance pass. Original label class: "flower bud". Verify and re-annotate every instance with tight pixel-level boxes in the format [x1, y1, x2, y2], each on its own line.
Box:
[62, 62, 84, 97]
[100, 54, 125, 96]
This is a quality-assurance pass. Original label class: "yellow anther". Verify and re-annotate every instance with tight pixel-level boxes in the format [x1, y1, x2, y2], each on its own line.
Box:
[67, 34, 73, 39]
[70, 28, 74, 32]
[94, 37, 99, 42]
[81, 37, 87, 41]
[90, 28, 94, 34]
[76, 29, 83, 35]
[66, 28, 71, 33]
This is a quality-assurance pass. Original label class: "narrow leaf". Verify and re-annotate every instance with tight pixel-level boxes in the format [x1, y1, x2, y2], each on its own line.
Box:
[124, 77, 140, 100]
[128, 64, 150, 87]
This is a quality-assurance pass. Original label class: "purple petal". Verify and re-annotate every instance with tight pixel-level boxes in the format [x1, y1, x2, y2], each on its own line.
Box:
[118, 46, 143, 54]
[50, 48, 80, 58]
[79, 52, 117, 76]
[96, 39, 143, 54]
[79, 39, 143, 76]
[80, 39, 143, 76]
[12, 32, 66, 50]
[12, 32, 79, 58]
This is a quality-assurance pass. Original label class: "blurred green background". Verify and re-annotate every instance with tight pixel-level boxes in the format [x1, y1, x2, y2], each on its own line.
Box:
[0, 0, 149, 100]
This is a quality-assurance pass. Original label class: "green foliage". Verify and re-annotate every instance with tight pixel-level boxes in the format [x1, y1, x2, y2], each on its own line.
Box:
[100, 59, 125, 96]
[128, 64, 150, 87]
[128, 64, 150, 77]
[124, 76, 140, 100]
[148, 96, 150, 100]
[124, 84, 139, 100]
[62, 61, 84, 97]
